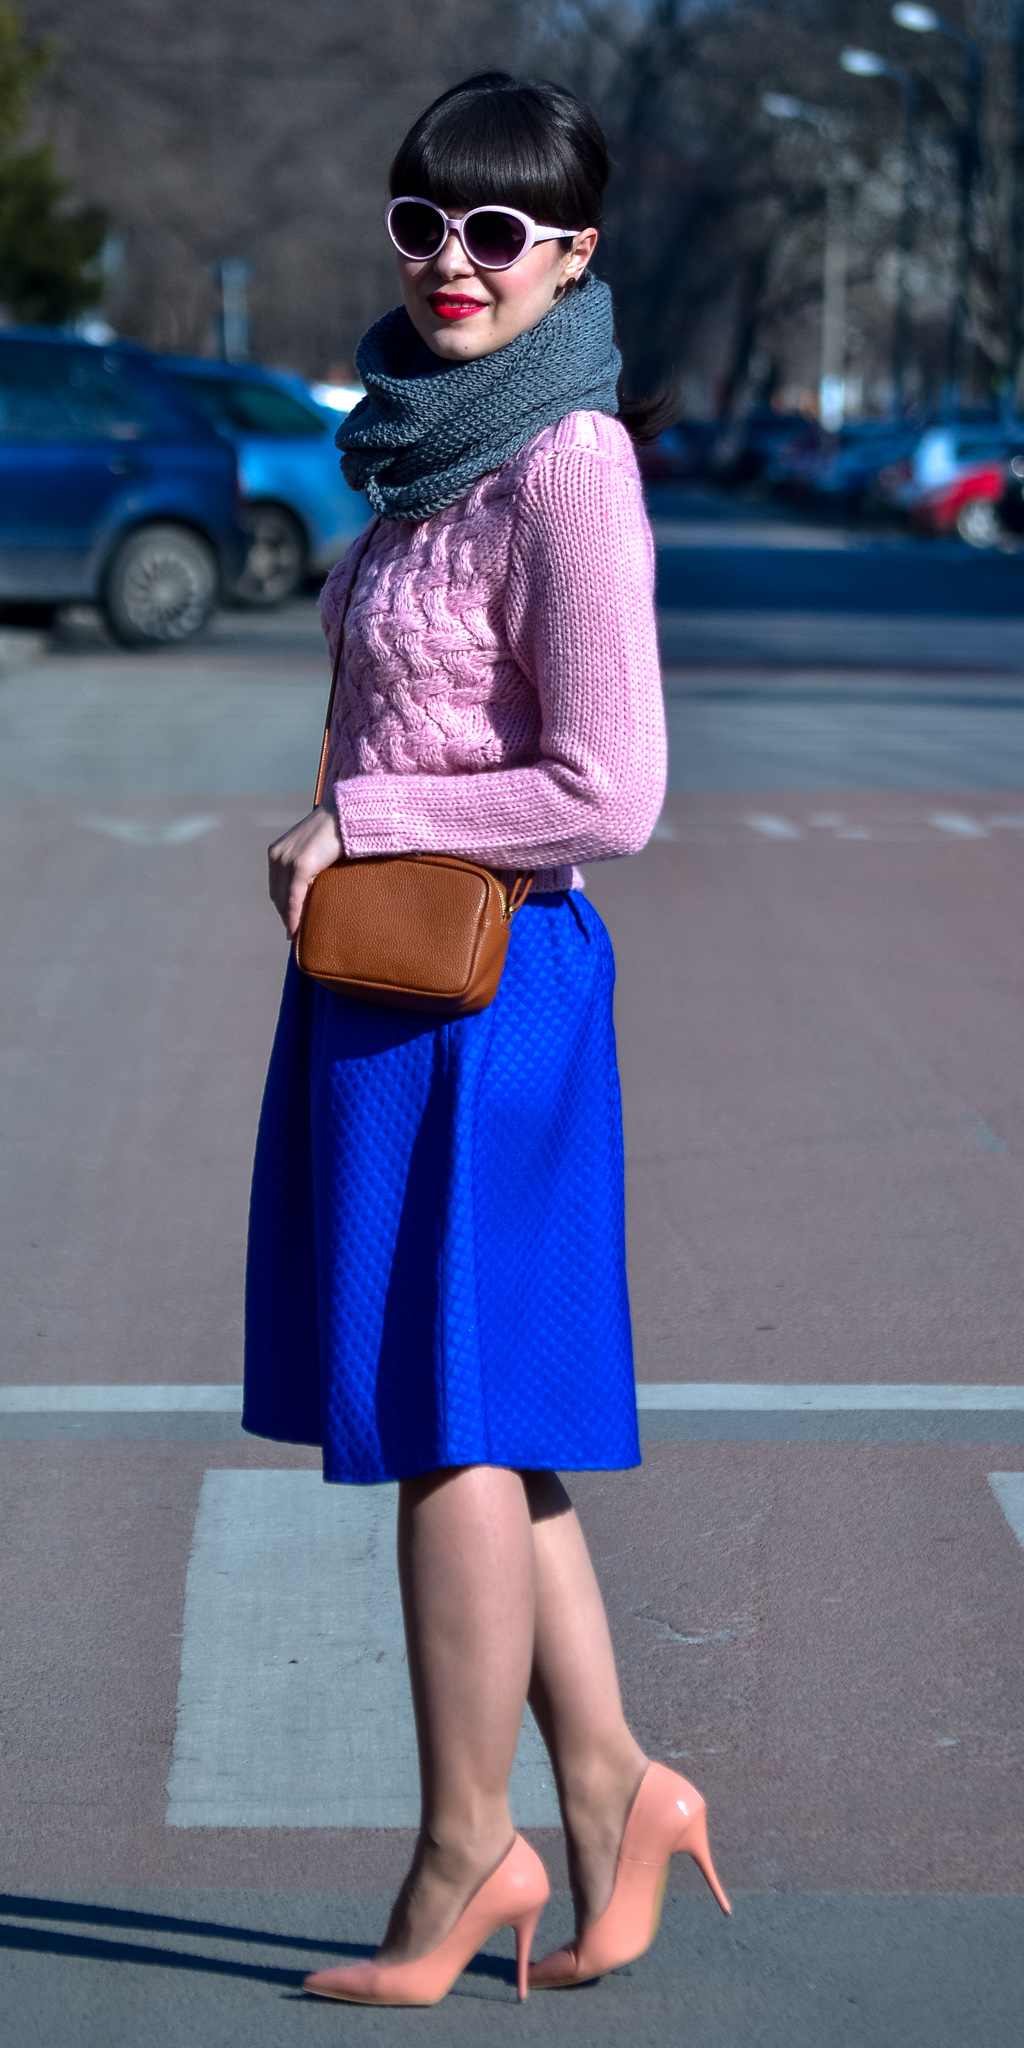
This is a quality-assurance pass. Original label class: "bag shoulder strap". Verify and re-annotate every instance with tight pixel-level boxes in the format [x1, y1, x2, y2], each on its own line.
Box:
[313, 517, 380, 807]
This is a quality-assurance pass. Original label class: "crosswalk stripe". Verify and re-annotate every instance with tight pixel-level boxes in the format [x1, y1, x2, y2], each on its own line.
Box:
[5, 1383, 1024, 1414]
[166, 1471, 560, 1829]
[989, 1474, 1024, 1549]
[636, 1384, 1024, 1411]
[0, 1386, 244, 1412]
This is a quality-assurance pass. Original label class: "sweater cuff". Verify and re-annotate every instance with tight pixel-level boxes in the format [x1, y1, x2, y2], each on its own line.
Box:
[334, 777, 418, 860]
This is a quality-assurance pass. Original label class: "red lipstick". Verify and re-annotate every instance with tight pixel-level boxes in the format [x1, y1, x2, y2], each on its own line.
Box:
[428, 293, 486, 321]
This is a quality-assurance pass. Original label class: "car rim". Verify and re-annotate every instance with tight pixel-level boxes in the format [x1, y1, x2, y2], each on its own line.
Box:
[958, 501, 998, 547]
[238, 512, 304, 602]
[121, 542, 214, 639]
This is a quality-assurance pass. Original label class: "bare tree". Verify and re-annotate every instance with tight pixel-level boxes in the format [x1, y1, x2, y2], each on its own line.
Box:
[535, 0, 1024, 413]
[15, 0, 1024, 407]
[17, 0, 529, 371]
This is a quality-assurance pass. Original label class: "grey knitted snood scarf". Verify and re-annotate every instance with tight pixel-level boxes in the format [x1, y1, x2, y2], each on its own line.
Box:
[336, 271, 621, 523]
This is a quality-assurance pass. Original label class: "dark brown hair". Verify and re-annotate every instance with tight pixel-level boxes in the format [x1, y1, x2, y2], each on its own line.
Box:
[390, 73, 672, 443]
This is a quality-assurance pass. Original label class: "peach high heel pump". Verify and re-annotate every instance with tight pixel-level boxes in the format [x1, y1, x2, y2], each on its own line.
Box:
[529, 1761, 730, 1990]
[302, 1834, 550, 2006]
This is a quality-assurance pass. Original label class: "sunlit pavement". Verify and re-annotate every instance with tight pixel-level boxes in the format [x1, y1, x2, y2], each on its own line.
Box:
[2, 501, 1023, 2044]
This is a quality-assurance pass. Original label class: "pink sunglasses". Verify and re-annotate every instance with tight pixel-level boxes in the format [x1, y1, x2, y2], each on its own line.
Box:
[386, 197, 581, 272]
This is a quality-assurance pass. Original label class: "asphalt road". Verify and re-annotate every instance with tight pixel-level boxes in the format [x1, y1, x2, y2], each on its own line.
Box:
[1, 495, 1023, 2046]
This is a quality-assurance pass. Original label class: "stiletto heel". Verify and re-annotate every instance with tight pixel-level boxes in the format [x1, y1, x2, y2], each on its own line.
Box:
[674, 1795, 731, 1915]
[303, 1833, 549, 2007]
[514, 1900, 545, 2001]
[529, 1761, 730, 1991]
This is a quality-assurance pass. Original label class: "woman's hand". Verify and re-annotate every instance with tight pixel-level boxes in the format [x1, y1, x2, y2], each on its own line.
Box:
[268, 805, 343, 938]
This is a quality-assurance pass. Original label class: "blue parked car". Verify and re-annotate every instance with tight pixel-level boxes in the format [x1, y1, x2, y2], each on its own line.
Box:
[152, 356, 367, 605]
[0, 329, 248, 645]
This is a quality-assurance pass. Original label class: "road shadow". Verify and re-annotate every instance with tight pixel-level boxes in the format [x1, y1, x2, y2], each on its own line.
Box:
[0, 1893, 518, 1990]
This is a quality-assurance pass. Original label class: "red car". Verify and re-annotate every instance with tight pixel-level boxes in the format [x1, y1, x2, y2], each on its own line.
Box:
[877, 426, 1020, 545]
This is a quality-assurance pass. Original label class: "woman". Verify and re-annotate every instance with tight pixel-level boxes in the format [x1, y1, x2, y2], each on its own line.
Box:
[244, 71, 729, 2007]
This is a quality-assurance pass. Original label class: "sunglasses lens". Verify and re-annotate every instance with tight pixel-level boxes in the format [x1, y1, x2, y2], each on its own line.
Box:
[463, 210, 528, 268]
[390, 201, 446, 260]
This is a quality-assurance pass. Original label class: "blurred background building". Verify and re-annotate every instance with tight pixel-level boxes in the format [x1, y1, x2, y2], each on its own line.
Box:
[3, 0, 1024, 420]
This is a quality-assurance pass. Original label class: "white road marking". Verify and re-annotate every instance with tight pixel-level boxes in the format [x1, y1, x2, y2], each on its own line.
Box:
[629, 803, 1024, 847]
[79, 815, 220, 846]
[0, 1385, 243, 1412]
[635, 1384, 1024, 1411]
[0, 628, 46, 672]
[80, 811, 222, 843]
[166, 1471, 559, 1828]
[988, 1474, 1024, 1549]
[967, 1113, 1008, 1155]
[928, 812, 989, 838]
[7, 1383, 1024, 1414]
[744, 813, 803, 839]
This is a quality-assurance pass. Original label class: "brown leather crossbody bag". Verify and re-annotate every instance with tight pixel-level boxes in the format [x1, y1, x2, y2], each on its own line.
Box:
[294, 523, 532, 1016]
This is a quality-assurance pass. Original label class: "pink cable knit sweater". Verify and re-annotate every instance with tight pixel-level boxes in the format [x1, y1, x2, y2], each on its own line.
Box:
[319, 409, 666, 892]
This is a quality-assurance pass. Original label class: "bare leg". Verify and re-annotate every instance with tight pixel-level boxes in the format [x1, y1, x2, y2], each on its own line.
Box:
[375, 1464, 536, 1964]
[524, 1472, 648, 1934]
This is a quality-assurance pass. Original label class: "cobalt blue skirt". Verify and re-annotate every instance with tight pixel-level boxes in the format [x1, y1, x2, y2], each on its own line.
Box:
[243, 891, 640, 1484]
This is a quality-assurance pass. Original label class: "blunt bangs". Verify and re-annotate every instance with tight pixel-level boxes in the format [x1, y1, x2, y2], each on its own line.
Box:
[389, 75, 607, 231]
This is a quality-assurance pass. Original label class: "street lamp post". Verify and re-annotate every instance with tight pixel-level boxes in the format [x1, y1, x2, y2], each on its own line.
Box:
[841, 49, 922, 413]
[763, 92, 850, 430]
[217, 258, 251, 364]
[892, 3, 984, 412]
[1007, 2, 1024, 415]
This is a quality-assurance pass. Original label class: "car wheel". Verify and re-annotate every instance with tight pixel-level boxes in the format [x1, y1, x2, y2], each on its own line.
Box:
[233, 503, 307, 607]
[956, 497, 1001, 548]
[104, 524, 218, 646]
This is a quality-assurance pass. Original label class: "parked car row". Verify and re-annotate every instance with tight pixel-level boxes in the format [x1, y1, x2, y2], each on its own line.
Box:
[639, 407, 1024, 548]
[765, 419, 922, 515]
[871, 425, 1024, 546]
[0, 328, 367, 646]
[637, 411, 820, 489]
[152, 355, 367, 603]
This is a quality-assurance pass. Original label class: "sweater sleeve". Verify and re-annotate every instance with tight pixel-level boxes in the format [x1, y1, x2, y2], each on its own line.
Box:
[330, 441, 667, 870]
